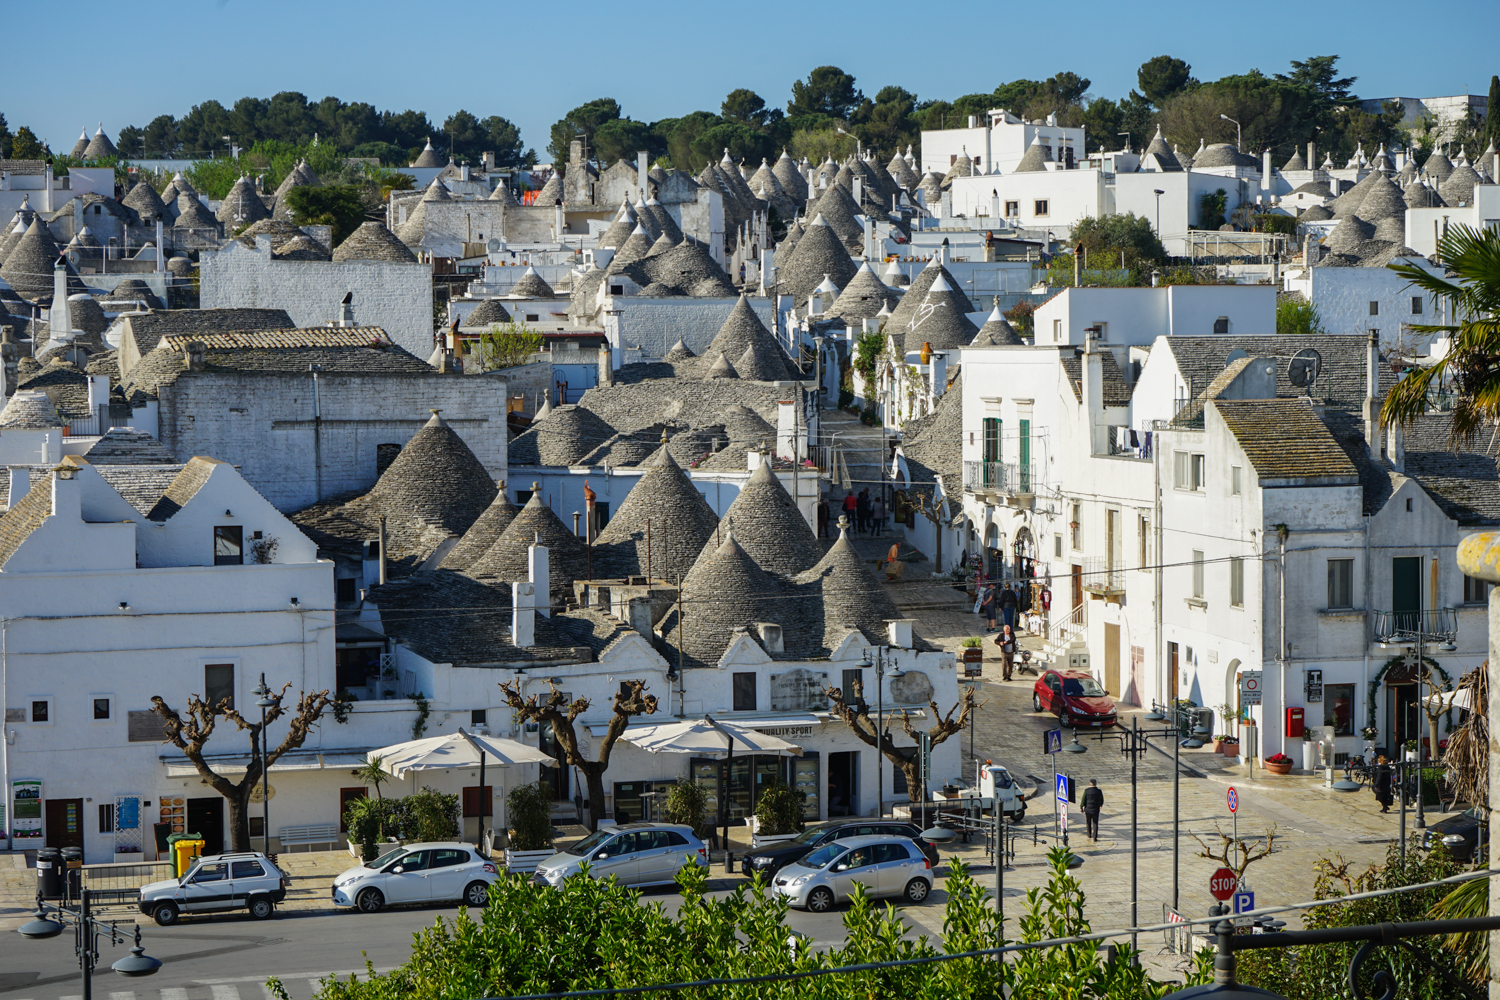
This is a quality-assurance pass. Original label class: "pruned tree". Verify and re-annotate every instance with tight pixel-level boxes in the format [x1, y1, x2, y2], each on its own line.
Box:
[1193, 822, 1280, 881]
[498, 679, 657, 831]
[824, 676, 979, 802]
[152, 685, 332, 851]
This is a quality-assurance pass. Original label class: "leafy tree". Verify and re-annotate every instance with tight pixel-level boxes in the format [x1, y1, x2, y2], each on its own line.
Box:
[141, 114, 179, 157]
[115, 126, 144, 159]
[10, 126, 47, 160]
[787, 65, 863, 121]
[481, 115, 529, 167]
[0, 113, 10, 158]
[1488, 76, 1500, 149]
[659, 111, 721, 173]
[381, 108, 435, 152]
[1381, 225, 1500, 440]
[442, 109, 484, 162]
[547, 98, 621, 165]
[467, 320, 544, 372]
[691, 122, 772, 169]
[592, 117, 653, 166]
[1161, 71, 1313, 154]
[912, 99, 954, 132]
[1070, 213, 1166, 273]
[284, 185, 366, 245]
[823, 674, 978, 802]
[176, 100, 235, 157]
[1079, 97, 1124, 153]
[504, 780, 555, 851]
[152, 684, 332, 851]
[348, 141, 411, 166]
[722, 88, 769, 128]
[497, 679, 657, 831]
[991, 79, 1045, 115]
[854, 90, 920, 158]
[788, 126, 855, 165]
[1137, 55, 1193, 107]
[1004, 300, 1037, 337]
[1199, 188, 1229, 229]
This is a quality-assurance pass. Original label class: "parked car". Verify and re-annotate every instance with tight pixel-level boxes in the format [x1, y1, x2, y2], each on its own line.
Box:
[741, 820, 940, 878]
[771, 835, 934, 912]
[1422, 806, 1488, 860]
[1033, 669, 1118, 727]
[139, 852, 288, 926]
[332, 843, 499, 912]
[533, 823, 708, 889]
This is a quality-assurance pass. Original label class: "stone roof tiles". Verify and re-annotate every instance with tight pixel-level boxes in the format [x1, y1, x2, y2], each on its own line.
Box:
[174, 194, 219, 232]
[883, 260, 973, 354]
[660, 531, 798, 668]
[82, 427, 177, 465]
[775, 215, 857, 307]
[0, 473, 53, 567]
[464, 298, 513, 327]
[465, 489, 589, 602]
[1193, 143, 1259, 169]
[972, 301, 1024, 345]
[412, 140, 442, 169]
[896, 270, 978, 353]
[438, 487, 518, 572]
[1440, 162, 1482, 207]
[0, 219, 66, 301]
[508, 404, 617, 467]
[83, 126, 116, 160]
[593, 446, 719, 581]
[217, 177, 271, 232]
[361, 410, 497, 534]
[1163, 334, 1393, 408]
[693, 458, 821, 578]
[1354, 174, 1407, 222]
[827, 261, 898, 324]
[0, 389, 61, 428]
[509, 266, 555, 299]
[773, 150, 809, 201]
[900, 374, 963, 490]
[1013, 137, 1051, 173]
[696, 295, 796, 382]
[795, 518, 902, 648]
[1213, 398, 1358, 482]
[122, 180, 169, 222]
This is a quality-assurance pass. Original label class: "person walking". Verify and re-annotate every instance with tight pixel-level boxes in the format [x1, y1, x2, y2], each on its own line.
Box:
[817, 497, 831, 538]
[869, 495, 884, 536]
[1081, 779, 1104, 840]
[994, 624, 1016, 680]
[998, 582, 1019, 630]
[1373, 756, 1394, 813]
[842, 491, 858, 532]
[979, 584, 997, 633]
[856, 489, 871, 534]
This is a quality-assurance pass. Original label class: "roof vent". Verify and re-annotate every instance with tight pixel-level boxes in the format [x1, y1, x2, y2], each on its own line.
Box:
[754, 621, 784, 654]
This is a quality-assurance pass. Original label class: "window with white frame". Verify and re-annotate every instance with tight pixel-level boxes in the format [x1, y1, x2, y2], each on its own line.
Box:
[1231, 466, 1242, 495]
[92, 697, 112, 721]
[1174, 452, 1205, 491]
[1192, 550, 1205, 598]
[30, 698, 52, 723]
[1327, 559, 1354, 609]
[1229, 557, 1244, 607]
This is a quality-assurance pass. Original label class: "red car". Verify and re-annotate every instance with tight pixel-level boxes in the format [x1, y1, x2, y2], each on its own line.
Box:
[1033, 669, 1117, 727]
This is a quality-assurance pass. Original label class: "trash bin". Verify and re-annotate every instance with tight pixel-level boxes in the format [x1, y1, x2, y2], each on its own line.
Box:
[36, 847, 62, 900]
[61, 847, 83, 899]
[167, 834, 204, 877]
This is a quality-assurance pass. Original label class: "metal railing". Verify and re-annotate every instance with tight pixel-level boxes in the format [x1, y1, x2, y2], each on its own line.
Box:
[1041, 603, 1087, 662]
[1081, 556, 1124, 594]
[963, 460, 1039, 495]
[1371, 608, 1459, 644]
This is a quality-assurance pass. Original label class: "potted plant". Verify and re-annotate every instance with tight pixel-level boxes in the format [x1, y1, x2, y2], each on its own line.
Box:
[750, 780, 806, 848]
[502, 781, 555, 873]
[1300, 730, 1319, 771]
[1264, 753, 1295, 775]
[1219, 735, 1239, 758]
[662, 779, 713, 844]
[1360, 726, 1378, 743]
[959, 637, 983, 677]
[1211, 734, 1230, 754]
[1402, 738, 1419, 762]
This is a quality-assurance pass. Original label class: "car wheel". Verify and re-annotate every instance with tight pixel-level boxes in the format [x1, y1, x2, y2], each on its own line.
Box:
[1033, 694, 1042, 712]
[806, 888, 835, 913]
[357, 888, 385, 913]
[1061, 711, 1072, 727]
[153, 902, 180, 926]
[248, 896, 274, 920]
[463, 881, 489, 907]
[904, 878, 931, 903]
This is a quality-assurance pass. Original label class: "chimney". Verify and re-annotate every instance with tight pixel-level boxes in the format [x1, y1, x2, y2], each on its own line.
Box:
[53, 258, 71, 337]
[967, 114, 977, 128]
[1389, 421, 1405, 473]
[155, 220, 164, 273]
[1363, 329, 1382, 461]
[1307, 141, 1317, 171]
[1303, 234, 1321, 267]
[554, 201, 565, 238]
[511, 581, 536, 648]
[776, 398, 802, 461]
[754, 622, 784, 653]
[626, 596, 654, 638]
[377, 515, 387, 585]
[1082, 328, 1106, 454]
[529, 542, 551, 618]
[183, 340, 206, 372]
[1262, 149, 1273, 193]
[886, 619, 914, 650]
[482, 151, 495, 171]
[991, 190, 1000, 222]
[930, 351, 947, 397]
[460, 164, 470, 182]
[338, 292, 354, 327]
[598, 343, 613, 387]
[636, 151, 649, 204]
[86, 374, 109, 409]
[852, 177, 862, 204]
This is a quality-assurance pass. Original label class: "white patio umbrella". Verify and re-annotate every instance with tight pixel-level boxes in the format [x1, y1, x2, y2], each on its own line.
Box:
[620, 716, 802, 849]
[369, 729, 556, 848]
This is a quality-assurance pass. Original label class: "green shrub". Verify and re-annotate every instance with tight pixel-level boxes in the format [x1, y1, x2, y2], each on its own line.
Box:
[752, 779, 805, 836]
[505, 781, 554, 851]
[661, 779, 712, 841]
[405, 788, 460, 842]
[344, 797, 382, 862]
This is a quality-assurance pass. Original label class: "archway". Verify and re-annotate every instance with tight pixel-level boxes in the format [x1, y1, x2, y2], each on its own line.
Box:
[984, 522, 1004, 580]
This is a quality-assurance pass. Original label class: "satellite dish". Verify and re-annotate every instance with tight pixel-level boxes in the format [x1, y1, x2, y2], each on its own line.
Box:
[1225, 348, 1248, 366]
[1287, 348, 1323, 393]
[486, 238, 501, 252]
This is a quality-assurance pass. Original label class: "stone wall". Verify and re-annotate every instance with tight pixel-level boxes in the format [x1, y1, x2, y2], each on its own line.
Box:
[199, 240, 435, 359]
[157, 372, 508, 511]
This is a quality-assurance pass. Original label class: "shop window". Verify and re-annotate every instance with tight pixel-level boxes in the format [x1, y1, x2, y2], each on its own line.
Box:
[204, 663, 235, 708]
[1325, 683, 1355, 736]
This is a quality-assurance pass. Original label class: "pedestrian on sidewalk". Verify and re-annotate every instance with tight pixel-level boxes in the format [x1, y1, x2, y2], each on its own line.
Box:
[1373, 756, 1394, 813]
[817, 497, 831, 538]
[857, 489, 871, 534]
[998, 581, 1019, 629]
[1082, 779, 1103, 840]
[870, 495, 884, 536]
[994, 624, 1016, 679]
[979, 584, 997, 632]
[842, 491, 858, 531]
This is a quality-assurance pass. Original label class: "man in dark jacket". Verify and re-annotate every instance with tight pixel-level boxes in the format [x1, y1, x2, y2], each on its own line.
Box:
[1081, 779, 1104, 840]
[998, 583, 1019, 629]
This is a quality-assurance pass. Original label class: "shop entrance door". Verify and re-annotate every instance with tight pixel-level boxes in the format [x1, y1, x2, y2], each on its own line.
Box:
[827, 752, 858, 816]
[44, 798, 84, 853]
[186, 797, 224, 856]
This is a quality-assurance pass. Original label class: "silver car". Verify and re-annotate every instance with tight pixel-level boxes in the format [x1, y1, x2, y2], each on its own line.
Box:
[533, 823, 708, 889]
[771, 835, 933, 912]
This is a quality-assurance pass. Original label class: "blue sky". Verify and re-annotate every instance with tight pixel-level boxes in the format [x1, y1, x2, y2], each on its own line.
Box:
[10, 0, 1498, 157]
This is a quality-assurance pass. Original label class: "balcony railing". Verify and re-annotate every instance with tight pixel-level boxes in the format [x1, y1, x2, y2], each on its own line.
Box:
[1080, 556, 1125, 595]
[963, 460, 1040, 496]
[1372, 608, 1458, 644]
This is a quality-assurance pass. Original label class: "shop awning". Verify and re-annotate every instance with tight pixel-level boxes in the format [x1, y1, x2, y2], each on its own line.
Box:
[589, 713, 822, 739]
[161, 750, 373, 778]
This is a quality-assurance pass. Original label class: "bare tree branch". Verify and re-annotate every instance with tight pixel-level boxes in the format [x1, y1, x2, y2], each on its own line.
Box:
[1193, 821, 1280, 880]
[824, 677, 981, 801]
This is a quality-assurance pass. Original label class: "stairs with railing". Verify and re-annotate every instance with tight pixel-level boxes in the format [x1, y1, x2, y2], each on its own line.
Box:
[1037, 604, 1087, 666]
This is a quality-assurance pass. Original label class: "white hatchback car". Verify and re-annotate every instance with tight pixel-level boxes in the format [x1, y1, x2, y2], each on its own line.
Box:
[771, 835, 933, 912]
[533, 823, 709, 889]
[332, 843, 499, 912]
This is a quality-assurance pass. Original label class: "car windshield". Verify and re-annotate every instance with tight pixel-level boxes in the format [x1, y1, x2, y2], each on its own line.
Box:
[1064, 677, 1106, 697]
[563, 830, 616, 856]
[366, 847, 407, 870]
[791, 826, 831, 845]
[801, 844, 847, 870]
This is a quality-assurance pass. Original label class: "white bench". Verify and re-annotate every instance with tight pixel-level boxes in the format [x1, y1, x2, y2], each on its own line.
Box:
[278, 824, 341, 852]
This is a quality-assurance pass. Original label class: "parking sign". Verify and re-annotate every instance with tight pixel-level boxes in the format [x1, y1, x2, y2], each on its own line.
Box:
[1233, 889, 1255, 914]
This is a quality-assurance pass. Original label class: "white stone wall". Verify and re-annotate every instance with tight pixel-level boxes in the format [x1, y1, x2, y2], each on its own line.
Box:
[199, 241, 435, 359]
[157, 373, 509, 511]
[604, 296, 778, 360]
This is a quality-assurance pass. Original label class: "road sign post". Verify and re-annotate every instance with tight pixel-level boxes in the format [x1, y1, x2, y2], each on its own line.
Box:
[1227, 786, 1239, 873]
[1209, 867, 1237, 901]
[1233, 889, 1255, 914]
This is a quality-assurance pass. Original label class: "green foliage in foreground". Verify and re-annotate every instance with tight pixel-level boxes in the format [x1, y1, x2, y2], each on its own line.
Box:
[302, 849, 1176, 1000]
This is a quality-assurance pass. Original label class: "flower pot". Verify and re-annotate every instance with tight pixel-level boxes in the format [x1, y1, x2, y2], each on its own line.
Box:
[1220, 742, 1239, 758]
[1211, 740, 1227, 754]
[1264, 760, 1294, 775]
[1301, 742, 1318, 771]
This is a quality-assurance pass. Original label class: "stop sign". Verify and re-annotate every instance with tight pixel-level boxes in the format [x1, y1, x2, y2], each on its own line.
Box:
[1209, 867, 1237, 901]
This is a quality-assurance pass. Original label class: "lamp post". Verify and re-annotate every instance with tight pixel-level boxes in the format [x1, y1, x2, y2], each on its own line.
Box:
[1219, 114, 1242, 153]
[1373, 608, 1458, 832]
[18, 891, 162, 1000]
[863, 646, 903, 818]
[251, 674, 275, 854]
[1152, 188, 1164, 239]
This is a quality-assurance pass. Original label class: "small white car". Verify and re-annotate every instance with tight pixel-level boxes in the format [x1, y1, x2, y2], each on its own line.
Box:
[771, 835, 933, 912]
[332, 842, 499, 912]
[533, 823, 709, 889]
[139, 852, 288, 926]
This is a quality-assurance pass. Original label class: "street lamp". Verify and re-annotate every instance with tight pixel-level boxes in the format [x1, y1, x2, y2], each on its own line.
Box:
[1373, 608, 1458, 831]
[1152, 188, 1165, 239]
[252, 674, 276, 853]
[834, 127, 862, 158]
[863, 646, 903, 818]
[1219, 114, 1242, 152]
[18, 892, 161, 999]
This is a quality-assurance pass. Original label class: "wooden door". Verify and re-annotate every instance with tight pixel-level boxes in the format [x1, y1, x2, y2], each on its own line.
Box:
[339, 787, 367, 833]
[1103, 623, 1121, 696]
[1167, 641, 1180, 708]
[45, 798, 84, 852]
[1392, 557, 1421, 631]
[1071, 565, 1084, 624]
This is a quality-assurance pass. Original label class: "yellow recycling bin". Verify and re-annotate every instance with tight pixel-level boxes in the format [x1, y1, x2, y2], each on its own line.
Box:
[171, 837, 204, 877]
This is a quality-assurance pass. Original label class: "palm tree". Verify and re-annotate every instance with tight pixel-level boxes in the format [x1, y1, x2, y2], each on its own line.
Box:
[1380, 225, 1500, 440]
[355, 755, 390, 800]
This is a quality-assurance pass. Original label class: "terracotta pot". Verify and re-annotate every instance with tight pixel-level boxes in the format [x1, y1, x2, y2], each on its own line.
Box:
[1264, 760, 1294, 775]
[1220, 742, 1240, 757]
[1211, 740, 1227, 754]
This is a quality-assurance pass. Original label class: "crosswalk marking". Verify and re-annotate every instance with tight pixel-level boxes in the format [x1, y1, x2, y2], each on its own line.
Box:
[160, 989, 189, 1000]
[110, 992, 136, 1000]
[210, 987, 239, 1000]
[10, 970, 404, 1000]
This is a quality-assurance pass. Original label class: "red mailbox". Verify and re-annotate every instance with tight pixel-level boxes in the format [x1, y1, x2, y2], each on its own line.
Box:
[1285, 706, 1305, 739]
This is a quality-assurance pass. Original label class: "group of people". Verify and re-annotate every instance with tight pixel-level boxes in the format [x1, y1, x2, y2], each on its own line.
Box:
[818, 489, 885, 538]
[977, 581, 1025, 681]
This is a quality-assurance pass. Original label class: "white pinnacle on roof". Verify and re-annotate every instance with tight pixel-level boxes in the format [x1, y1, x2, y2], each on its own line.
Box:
[630, 223, 648, 236]
[815, 273, 840, 296]
[876, 301, 893, 318]
[986, 301, 1004, 322]
[930, 271, 952, 293]
[808, 212, 828, 227]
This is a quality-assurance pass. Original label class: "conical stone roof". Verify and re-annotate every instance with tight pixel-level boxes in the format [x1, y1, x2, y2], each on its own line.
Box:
[1143, 126, 1181, 170]
[1282, 149, 1308, 171]
[663, 338, 696, 363]
[1372, 215, 1407, 243]
[707, 352, 738, 378]
[973, 301, 1024, 345]
[508, 404, 615, 467]
[597, 200, 637, 248]
[775, 215, 857, 307]
[593, 447, 719, 581]
[693, 458, 821, 578]
[662, 531, 794, 668]
[534, 174, 563, 206]
[774, 150, 809, 201]
[1440, 162, 1482, 207]
[607, 226, 655, 273]
[896, 270, 978, 352]
[1014, 137, 1052, 172]
[488, 181, 517, 205]
[333, 221, 419, 263]
[466, 489, 588, 599]
[70, 129, 89, 159]
[884, 259, 974, 352]
[1329, 171, 1378, 219]
[1355, 174, 1407, 221]
[0, 220, 66, 301]
[510, 266, 555, 299]
[422, 177, 453, 202]
[0, 389, 61, 428]
[795, 518, 902, 649]
[412, 140, 443, 169]
[642, 198, 682, 243]
[83, 126, 116, 160]
[1300, 204, 1334, 222]
[465, 298, 512, 327]
[175, 193, 220, 231]
[1403, 180, 1444, 210]
[365, 411, 497, 535]
[804, 184, 865, 251]
[1423, 151, 1454, 183]
[217, 177, 270, 231]
[734, 343, 784, 382]
[172, 173, 198, 197]
[122, 181, 168, 222]
[438, 487, 519, 571]
[827, 261, 898, 324]
[702, 296, 795, 381]
[646, 231, 677, 257]
[1324, 214, 1376, 252]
